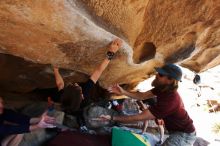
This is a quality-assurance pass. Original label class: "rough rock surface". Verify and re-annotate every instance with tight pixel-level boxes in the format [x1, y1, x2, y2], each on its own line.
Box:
[0, 0, 219, 94]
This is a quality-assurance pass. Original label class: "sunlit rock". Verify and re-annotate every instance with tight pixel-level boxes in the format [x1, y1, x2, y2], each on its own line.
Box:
[0, 0, 219, 94]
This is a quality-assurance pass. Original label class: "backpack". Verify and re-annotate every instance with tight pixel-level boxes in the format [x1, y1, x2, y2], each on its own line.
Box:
[193, 74, 201, 84]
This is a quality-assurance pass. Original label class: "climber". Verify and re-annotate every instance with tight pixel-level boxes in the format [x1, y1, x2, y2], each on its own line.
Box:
[50, 39, 122, 131]
[52, 38, 122, 113]
[0, 96, 56, 146]
[99, 63, 197, 146]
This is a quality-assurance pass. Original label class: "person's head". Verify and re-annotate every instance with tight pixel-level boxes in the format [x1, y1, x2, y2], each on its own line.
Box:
[60, 83, 84, 114]
[152, 63, 182, 92]
[0, 96, 4, 114]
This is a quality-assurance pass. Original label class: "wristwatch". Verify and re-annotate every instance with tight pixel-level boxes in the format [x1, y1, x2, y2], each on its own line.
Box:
[106, 51, 115, 60]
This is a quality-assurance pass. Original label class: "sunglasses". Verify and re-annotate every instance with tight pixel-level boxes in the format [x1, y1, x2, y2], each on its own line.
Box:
[158, 73, 172, 80]
[158, 73, 165, 77]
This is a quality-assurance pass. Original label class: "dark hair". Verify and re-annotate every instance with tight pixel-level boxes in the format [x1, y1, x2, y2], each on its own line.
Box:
[61, 83, 82, 114]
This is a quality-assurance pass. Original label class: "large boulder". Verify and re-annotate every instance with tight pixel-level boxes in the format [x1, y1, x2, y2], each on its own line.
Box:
[0, 0, 219, 94]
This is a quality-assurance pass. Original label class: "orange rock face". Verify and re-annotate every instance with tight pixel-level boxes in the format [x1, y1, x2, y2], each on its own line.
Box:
[0, 0, 219, 93]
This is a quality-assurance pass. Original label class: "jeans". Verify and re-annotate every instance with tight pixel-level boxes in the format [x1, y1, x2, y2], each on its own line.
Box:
[162, 131, 196, 146]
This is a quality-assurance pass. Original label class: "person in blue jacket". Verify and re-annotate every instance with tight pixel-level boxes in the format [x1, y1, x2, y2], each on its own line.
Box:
[0, 96, 55, 146]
